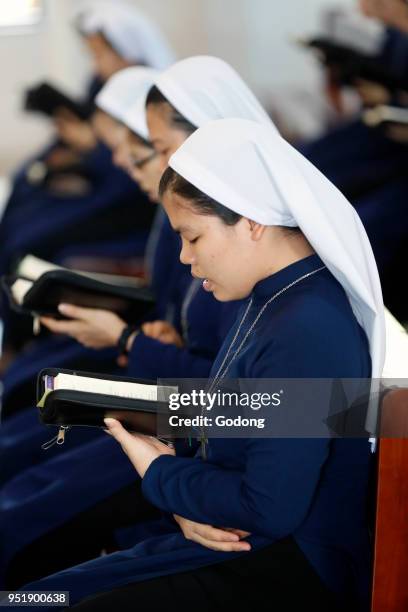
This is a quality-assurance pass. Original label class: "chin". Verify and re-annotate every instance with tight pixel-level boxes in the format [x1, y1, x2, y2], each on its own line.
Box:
[213, 288, 237, 302]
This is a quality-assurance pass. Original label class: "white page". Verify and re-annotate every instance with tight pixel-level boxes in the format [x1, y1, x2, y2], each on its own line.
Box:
[11, 278, 33, 304]
[54, 373, 158, 402]
[17, 254, 144, 288]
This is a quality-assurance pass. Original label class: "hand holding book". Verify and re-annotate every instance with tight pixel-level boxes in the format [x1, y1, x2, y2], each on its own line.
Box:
[40, 303, 128, 350]
[37, 369, 177, 447]
[2, 254, 154, 324]
[104, 418, 175, 478]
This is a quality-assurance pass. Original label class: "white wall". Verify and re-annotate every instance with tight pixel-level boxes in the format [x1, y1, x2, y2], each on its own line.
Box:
[0, 0, 356, 174]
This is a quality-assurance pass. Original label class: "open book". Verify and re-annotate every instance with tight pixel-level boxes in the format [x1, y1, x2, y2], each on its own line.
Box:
[37, 369, 177, 443]
[12, 255, 145, 303]
[38, 372, 159, 407]
[363, 105, 408, 128]
[2, 255, 154, 323]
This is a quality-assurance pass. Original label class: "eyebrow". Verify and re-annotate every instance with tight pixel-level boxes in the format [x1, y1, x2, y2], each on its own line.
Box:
[173, 225, 195, 235]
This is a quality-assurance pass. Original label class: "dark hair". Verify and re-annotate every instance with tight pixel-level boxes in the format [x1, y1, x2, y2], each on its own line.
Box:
[146, 85, 196, 136]
[159, 167, 241, 226]
[160, 168, 302, 233]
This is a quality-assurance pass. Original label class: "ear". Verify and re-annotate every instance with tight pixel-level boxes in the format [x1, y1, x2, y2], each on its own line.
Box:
[247, 219, 267, 241]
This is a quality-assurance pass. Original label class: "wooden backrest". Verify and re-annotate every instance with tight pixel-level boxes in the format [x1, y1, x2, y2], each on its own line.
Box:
[371, 389, 408, 612]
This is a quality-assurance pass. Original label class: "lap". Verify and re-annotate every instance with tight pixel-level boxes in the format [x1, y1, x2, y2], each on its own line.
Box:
[71, 537, 346, 612]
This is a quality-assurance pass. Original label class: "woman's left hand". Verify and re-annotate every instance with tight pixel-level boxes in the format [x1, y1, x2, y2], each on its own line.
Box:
[142, 321, 184, 347]
[104, 418, 175, 477]
[174, 515, 251, 552]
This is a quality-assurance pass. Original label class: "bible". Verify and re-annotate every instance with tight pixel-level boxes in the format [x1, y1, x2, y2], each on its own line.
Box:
[2, 255, 155, 323]
[363, 105, 408, 128]
[299, 37, 408, 94]
[37, 368, 177, 447]
[24, 82, 94, 120]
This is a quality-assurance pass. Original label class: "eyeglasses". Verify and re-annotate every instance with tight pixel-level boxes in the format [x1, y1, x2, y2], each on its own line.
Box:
[130, 150, 157, 170]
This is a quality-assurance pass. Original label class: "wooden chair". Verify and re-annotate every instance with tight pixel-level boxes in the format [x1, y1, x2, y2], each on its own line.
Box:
[371, 388, 408, 611]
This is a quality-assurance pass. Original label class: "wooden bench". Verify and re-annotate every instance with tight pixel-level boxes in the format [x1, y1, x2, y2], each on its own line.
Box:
[371, 388, 408, 611]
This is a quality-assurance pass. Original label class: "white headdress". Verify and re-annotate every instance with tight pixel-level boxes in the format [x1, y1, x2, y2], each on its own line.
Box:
[153, 56, 279, 132]
[77, 1, 175, 69]
[96, 67, 157, 139]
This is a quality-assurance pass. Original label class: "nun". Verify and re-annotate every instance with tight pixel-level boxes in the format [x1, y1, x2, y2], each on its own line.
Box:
[0, 57, 276, 586]
[20, 118, 384, 612]
[76, 0, 175, 74]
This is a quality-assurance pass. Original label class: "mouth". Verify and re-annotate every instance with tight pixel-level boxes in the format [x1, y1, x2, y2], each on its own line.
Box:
[202, 279, 214, 292]
[192, 271, 214, 292]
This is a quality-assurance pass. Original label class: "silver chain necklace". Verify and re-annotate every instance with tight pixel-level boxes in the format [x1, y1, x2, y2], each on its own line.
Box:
[199, 264, 326, 458]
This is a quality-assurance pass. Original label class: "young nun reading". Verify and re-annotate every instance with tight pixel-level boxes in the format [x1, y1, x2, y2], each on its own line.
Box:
[0, 58, 279, 587]
[23, 119, 384, 612]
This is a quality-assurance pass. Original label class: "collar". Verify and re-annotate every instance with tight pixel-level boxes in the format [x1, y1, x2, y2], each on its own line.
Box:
[251, 254, 325, 302]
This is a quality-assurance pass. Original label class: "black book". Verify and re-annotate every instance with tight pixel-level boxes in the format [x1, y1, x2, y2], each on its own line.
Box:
[363, 105, 408, 128]
[24, 82, 94, 120]
[2, 255, 155, 324]
[299, 37, 408, 93]
[37, 368, 177, 445]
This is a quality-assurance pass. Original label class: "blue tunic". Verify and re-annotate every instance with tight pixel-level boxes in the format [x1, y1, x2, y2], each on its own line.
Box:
[22, 254, 372, 608]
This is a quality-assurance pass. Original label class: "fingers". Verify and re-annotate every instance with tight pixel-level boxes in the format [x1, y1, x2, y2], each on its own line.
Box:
[103, 418, 145, 452]
[58, 303, 93, 320]
[103, 418, 133, 448]
[222, 528, 251, 539]
[194, 524, 239, 542]
[142, 321, 173, 340]
[39, 316, 81, 336]
[193, 532, 251, 552]
[142, 321, 164, 338]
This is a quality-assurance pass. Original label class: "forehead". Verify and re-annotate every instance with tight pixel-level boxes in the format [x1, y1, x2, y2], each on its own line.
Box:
[162, 191, 215, 232]
[146, 103, 174, 137]
[85, 32, 112, 53]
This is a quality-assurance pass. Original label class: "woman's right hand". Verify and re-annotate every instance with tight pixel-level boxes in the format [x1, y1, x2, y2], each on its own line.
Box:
[173, 514, 251, 552]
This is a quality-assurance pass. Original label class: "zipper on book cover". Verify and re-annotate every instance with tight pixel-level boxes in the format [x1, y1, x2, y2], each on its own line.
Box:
[33, 315, 41, 336]
[41, 426, 71, 450]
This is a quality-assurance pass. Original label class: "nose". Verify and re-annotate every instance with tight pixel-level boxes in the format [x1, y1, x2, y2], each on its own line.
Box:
[113, 140, 131, 172]
[180, 239, 194, 266]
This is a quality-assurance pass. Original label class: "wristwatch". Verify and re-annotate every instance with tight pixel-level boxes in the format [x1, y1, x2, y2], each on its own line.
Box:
[117, 325, 139, 356]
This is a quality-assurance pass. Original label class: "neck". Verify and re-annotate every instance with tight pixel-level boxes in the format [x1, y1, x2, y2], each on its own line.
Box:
[256, 230, 315, 282]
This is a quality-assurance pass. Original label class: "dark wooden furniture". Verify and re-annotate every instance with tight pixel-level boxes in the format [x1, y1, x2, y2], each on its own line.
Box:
[371, 389, 408, 611]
